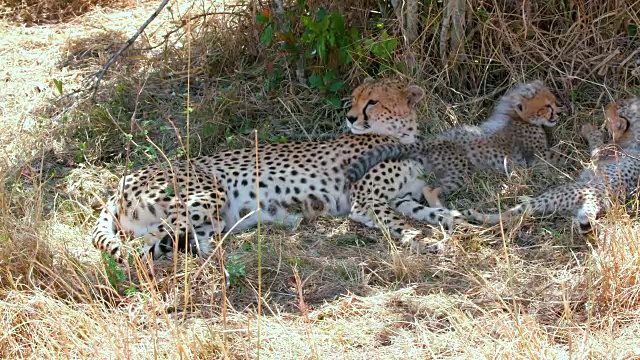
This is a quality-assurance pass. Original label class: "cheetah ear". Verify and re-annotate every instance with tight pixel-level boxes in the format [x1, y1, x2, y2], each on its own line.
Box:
[606, 102, 628, 133]
[513, 96, 527, 118]
[363, 76, 375, 84]
[406, 85, 425, 107]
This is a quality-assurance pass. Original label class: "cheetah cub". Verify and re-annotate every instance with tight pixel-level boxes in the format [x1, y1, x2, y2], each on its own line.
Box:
[346, 80, 567, 208]
[464, 97, 640, 233]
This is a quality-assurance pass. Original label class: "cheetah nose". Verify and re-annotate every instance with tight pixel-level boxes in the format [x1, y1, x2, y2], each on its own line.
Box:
[347, 116, 357, 124]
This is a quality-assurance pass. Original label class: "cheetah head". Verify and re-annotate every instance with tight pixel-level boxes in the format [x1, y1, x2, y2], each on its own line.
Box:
[345, 78, 424, 144]
[506, 80, 564, 128]
[606, 97, 640, 147]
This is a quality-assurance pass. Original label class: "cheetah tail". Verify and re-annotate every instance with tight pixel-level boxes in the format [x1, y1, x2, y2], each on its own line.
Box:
[91, 197, 126, 263]
[346, 142, 423, 182]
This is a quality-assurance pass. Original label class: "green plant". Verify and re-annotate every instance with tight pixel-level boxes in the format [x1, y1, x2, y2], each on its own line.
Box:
[75, 142, 88, 164]
[257, 2, 358, 107]
[101, 252, 126, 290]
[226, 255, 246, 287]
[52, 78, 63, 95]
[308, 70, 344, 108]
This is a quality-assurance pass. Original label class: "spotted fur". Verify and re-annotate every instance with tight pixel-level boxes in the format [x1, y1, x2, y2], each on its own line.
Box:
[345, 80, 566, 207]
[464, 97, 640, 232]
[91, 78, 462, 263]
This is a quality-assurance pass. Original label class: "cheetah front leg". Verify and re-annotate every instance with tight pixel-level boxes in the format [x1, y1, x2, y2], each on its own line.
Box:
[349, 199, 437, 253]
[390, 193, 463, 231]
[580, 123, 607, 157]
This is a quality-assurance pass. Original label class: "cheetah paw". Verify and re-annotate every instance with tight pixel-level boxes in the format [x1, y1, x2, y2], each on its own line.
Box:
[461, 208, 483, 222]
[449, 209, 467, 226]
[404, 231, 446, 254]
[579, 123, 598, 139]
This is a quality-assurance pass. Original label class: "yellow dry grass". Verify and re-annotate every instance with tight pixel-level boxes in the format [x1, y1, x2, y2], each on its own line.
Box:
[1, 0, 640, 359]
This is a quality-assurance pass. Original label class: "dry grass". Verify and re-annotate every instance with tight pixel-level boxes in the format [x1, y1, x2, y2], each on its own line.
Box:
[0, 0, 640, 358]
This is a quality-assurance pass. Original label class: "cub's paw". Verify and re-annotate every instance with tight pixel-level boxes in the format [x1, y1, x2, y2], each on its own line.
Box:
[401, 228, 446, 254]
[579, 123, 598, 140]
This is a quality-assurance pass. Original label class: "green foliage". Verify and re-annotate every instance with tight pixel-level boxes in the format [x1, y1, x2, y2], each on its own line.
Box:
[629, 22, 638, 37]
[101, 252, 126, 289]
[362, 30, 397, 61]
[75, 142, 88, 164]
[52, 78, 63, 95]
[257, 1, 402, 107]
[226, 254, 246, 287]
[308, 70, 344, 108]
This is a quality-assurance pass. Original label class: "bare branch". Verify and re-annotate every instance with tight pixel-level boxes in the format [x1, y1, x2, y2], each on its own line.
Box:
[90, 0, 170, 97]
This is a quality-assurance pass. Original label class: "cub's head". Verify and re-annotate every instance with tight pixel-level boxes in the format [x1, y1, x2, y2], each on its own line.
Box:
[605, 97, 640, 148]
[345, 78, 425, 143]
[502, 80, 564, 127]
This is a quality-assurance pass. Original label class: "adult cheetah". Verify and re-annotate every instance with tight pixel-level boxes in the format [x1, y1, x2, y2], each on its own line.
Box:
[464, 97, 640, 232]
[345, 80, 567, 208]
[91, 78, 460, 263]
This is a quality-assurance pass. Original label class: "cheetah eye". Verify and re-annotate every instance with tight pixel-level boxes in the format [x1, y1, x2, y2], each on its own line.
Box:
[366, 100, 379, 107]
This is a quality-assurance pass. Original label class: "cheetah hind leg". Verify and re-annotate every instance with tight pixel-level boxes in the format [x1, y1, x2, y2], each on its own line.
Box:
[140, 220, 226, 262]
[139, 222, 231, 288]
[463, 184, 603, 230]
[422, 186, 444, 208]
[573, 197, 604, 234]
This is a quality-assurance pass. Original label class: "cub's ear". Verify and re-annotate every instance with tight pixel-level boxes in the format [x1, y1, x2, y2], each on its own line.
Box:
[605, 102, 628, 141]
[406, 85, 425, 107]
[363, 76, 375, 84]
[512, 95, 527, 118]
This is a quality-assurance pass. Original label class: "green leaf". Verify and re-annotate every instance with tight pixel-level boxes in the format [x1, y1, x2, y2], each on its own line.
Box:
[327, 81, 344, 92]
[256, 13, 270, 23]
[629, 22, 638, 37]
[384, 38, 398, 53]
[259, 25, 274, 46]
[301, 15, 312, 28]
[316, 41, 327, 61]
[323, 70, 336, 82]
[326, 96, 342, 108]
[331, 11, 345, 34]
[315, 8, 327, 22]
[327, 31, 336, 48]
[124, 284, 138, 295]
[308, 75, 324, 89]
[53, 78, 63, 95]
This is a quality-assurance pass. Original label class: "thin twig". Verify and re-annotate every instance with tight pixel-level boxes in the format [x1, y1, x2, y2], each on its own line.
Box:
[90, 0, 170, 97]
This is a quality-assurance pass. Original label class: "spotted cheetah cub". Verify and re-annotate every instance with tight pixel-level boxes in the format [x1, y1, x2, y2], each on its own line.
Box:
[91, 78, 459, 263]
[346, 80, 566, 208]
[464, 97, 640, 233]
